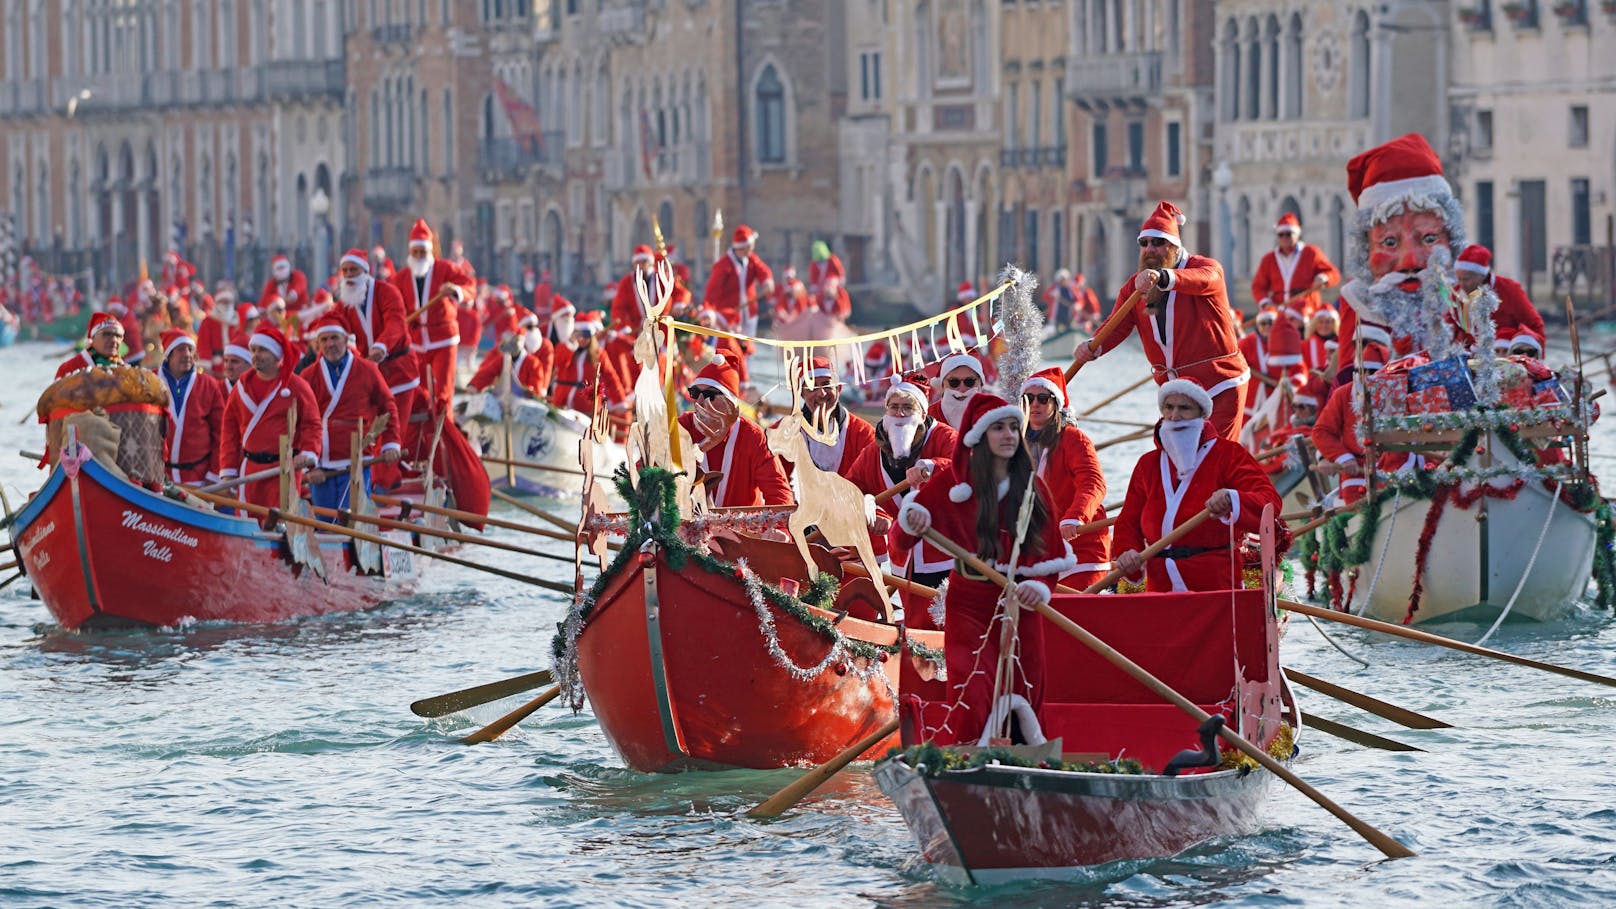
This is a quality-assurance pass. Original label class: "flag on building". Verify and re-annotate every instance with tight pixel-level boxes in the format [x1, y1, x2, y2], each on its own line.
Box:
[492, 77, 545, 155]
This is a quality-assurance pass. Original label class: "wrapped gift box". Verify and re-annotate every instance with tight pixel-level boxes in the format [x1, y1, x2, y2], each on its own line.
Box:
[1407, 355, 1477, 410]
[1532, 378, 1569, 407]
[1365, 371, 1409, 415]
[1407, 386, 1452, 414]
[1502, 383, 1535, 409]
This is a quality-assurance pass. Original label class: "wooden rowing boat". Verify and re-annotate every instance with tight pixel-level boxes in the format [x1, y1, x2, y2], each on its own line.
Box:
[457, 391, 624, 497]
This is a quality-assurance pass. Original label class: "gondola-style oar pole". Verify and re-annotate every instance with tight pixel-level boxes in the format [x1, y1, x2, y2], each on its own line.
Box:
[479, 452, 588, 477]
[1300, 712, 1422, 752]
[460, 685, 563, 744]
[491, 487, 578, 532]
[926, 530, 1415, 859]
[746, 719, 899, 820]
[1283, 668, 1451, 729]
[1078, 372, 1155, 418]
[371, 493, 595, 546]
[412, 670, 555, 718]
[308, 504, 578, 565]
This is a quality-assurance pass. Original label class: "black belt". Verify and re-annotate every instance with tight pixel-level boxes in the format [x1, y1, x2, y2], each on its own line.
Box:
[1160, 544, 1229, 560]
[243, 450, 279, 465]
[554, 380, 585, 388]
[165, 454, 209, 470]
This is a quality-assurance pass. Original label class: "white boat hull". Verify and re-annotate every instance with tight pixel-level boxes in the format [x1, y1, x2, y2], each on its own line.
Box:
[1349, 478, 1595, 625]
[458, 393, 625, 498]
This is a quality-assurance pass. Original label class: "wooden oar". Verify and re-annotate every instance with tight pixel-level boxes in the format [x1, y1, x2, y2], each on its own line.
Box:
[372, 494, 581, 545]
[411, 670, 555, 718]
[1079, 372, 1155, 417]
[480, 452, 587, 477]
[1063, 515, 1117, 538]
[746, 718, 900, 820]
[1284, 667, 1451, 730]
[1280, 498, 1364, 527]
[1074, 507, 1214, 594]
[461, 685, 563, 744]
[1300, 712, 1422, 752]
[491, 487, 578, 533]
[184, 487, 577, 595]
[1094, 427, 1154, 451]
[1078, 416, 1156, 430]
[308, 505, 579, 565]
[196, 466, 283, 494]
[1065, 288, 1145, 382]
[1280, 598, 1616, 690]
[927, 531, 1414, 859]
[840, 560, 936, 599]
[0, 570, 25, 593]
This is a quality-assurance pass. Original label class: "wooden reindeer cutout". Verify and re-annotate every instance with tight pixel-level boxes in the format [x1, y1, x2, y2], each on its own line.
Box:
[631, 258, 676, 471]
[764, 352, 891, 617]
[578, 406, 614, 572]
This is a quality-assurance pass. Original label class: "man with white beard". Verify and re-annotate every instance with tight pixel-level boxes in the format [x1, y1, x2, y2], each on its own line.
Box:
[1111, 378, 1281, 593]
[928, 351, 986, 430]
[333, 248, 420, 487]
[388, 219, 474, 416]
[258, 254, 309, 319]
[846, 371, 960, 630]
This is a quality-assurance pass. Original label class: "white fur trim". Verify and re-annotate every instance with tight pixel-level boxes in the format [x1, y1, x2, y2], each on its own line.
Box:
[1266, 354, 1303, 366]
[689, 377, 739, 402]
[1218, 487, 1241, 526]
[247, 332, 283, 360]
[809, 366, 837, 381]
[1510, 335, 1543, 354]
[1334, 453, 1359, 465]
[1001, 549, 1078, 578]
[1357, 174, 1454, 220]
[948, 482, 973, 503]
[1276, 225, 1302, 235]
[863, 494, 878, 526]
[1454, 260, 1489, 276]
[962, 404, 1024, 447]
[163, 335, 195, 359]
[938, 352, 984, 382]
[340, 252, 370, 271]
[1020, 375, 1065, 406]
[1356, 323, 1392, 347]
[977, 695, 1047, 747]
[897, 499, 932, 536]
[312, 321, 348, 338]
[224, 343, 252, 361]
[1138, 228, 1183, 247]
[1294, 392, 1320, 406]
[887, 380, 928, 409]
[1015, 579, 1052, 608]
[1157, 378, 1214, 417]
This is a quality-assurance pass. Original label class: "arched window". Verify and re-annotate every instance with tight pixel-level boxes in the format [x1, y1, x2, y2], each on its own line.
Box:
[1329, 196, 1346, 266]
[1264, 15, 1280, 120]
[658, 200, 675, 244]
[755, 64, 786, 165]
[1285, 14, 1304, 119]
[1244, 18, 1260, 126]
[1221, 19, 1240, 121]
[1349, 10, 1370, 118]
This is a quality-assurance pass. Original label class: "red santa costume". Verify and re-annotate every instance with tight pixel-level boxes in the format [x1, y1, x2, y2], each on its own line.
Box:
[607, 245, 657, 385]
[158, 330, 226, 485]
[1308, 342, 1425, 505]
[1303, 308, 1341, 373]
[195, 297, 238, 374]
[335, 248, 420, 426]
[675, 354, 793, 507]
[218, 326, 322, 510]
[846, 372, 958, 578]
[1077, 202, 1251, 441]
[260, 255, 310, 318]
[467, 312, 554, 399]
[549, 311, 628, 419]
[781, 355, 876, 479]
[701, 225, 775, 334]
[106, 296, 147, 365]
[391, 219, 474, 415]
[56, 312, 126, 378]
[1455, 244, 1547, 342]
[807, 249, 845, 299]
[1250, 213, 1341, 317]
[297, 315, 404, 470]
[1021, 367, 1110, 589]
[927, 351, 988, 430]
[893, 393, 1077, 746]
[1112, 378, 1282, 592]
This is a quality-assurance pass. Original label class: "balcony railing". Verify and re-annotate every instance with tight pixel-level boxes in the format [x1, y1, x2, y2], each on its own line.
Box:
[363, 167, 416, 211]
[999, 146, 1067, 169]
[261, 60, 346, 101]
[476, 135, 563, 180]
[1066, 52, 1162, 107]
[372, 23, 413, 45]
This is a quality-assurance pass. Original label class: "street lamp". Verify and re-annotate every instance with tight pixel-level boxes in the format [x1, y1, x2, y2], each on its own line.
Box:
[310, 188, 332, 284]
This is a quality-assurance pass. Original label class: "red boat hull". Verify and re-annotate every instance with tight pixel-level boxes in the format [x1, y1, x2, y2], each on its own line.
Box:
[875, 758, 1277, 885]
[10, 456, 419, 630]
[575, 546, 926, 771]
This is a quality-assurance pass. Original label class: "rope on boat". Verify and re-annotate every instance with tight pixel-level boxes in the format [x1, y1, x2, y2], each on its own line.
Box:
[1475, 480, 1561, 646]
[1305, 613, 1371, 668]
[1358, 486, 1403, 609]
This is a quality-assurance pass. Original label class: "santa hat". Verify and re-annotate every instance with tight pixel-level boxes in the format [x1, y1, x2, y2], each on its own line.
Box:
[1356, 323, 1393, 349]
[1268, 316, 1304, 367]
[409, 219, 434, 249]
[575, 311, 604, 336]
[1020, 366, 1068, 408]
[311, 313, 350, 338]
[160, 328, 195, 359]
[1311, 306, 1340, 325]
[806, 355, 838, 383]
[864, 339, 892, 369]
[236, 302, 261, 323]
[1361, 342, 1390, 372]
[271, 254, 290, 267]
[262, 293, 286, 312]
[248, 325, 288, 362]
[936, 351, 986, 385]
[549, 300, 576, 323]
[1508, 327, 1544, 355]
[632, 244, 654, 264]
[1138, 201, 1188, 248]
[105, 296, 127, 315]
[1456, 244, 1492, 276]
[312, 288, 332, 305]
[956, 281, 976, 302]
[1255, 307, 1277, 324]
[340, 248, 370, 271]
[1293, 374, 1329, 408]
[1347, 133, 1453, 221]
[515, 305, 539, 329]
[1157, 377, 1214, 417]
[1493, 326, 1515, 353]
[731, 225, 757, 247]
[87, 311, 122, 338]
[691, 353, 742, 401]
[224, 334, 253, 362]
[886, 370, 931, 410]
[1276, 212, 1302, 235]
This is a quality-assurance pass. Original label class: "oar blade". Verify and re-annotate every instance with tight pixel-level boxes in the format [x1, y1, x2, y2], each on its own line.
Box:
[1301, 712, 1423, 752]
[411, 669, 555, 717]
[1285, 667, 1452, 730]
[460, 685, 562, 745]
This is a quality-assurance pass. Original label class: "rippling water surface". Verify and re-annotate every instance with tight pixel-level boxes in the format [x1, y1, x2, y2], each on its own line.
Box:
[3, 337, 1615, 908]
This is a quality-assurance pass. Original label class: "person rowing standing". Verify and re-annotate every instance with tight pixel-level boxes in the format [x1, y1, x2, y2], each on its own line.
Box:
[297, 314, 403, 515]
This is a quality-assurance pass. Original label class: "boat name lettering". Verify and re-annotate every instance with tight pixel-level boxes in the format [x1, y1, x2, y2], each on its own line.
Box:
[142, 540, 174, 563]
[121, 510, 199, 548]
[22, 520, 56, 554]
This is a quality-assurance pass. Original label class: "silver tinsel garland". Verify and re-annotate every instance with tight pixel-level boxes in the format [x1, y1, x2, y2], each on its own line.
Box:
[992, 264, 1043, 401]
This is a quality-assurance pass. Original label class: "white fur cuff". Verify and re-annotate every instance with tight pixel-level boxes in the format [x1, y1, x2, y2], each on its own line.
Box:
[898, 500, 932, 536]
[863, 494, 878, 527]
[1015, 579, 1052, 608]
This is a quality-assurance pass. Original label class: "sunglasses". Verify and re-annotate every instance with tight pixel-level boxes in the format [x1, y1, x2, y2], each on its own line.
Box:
[884, 402, 917, 416]
[945, 376, 979, 389]
[1137, 237, 1172, 249]
[1025, 393, 1058, 405]
[688, 388, 723, 402]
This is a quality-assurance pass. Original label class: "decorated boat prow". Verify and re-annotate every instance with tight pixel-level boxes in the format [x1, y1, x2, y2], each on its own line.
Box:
[876, 585, 1294, 885]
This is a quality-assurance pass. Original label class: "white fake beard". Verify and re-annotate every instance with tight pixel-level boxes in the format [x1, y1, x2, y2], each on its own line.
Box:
[552, 316, 575, 345]
[339, 276, 369, 308]
[883, 414, 920, 459]
[1160, 418, 1206, 475]
[409, 256, 433, 279]
[521, 328, 543, 354]
[939, 388, 977, 428]
[272, 265, 291, 281]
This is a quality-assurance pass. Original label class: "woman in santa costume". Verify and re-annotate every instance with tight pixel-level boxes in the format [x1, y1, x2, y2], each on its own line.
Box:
[1453, 244, 1546, 342]
[676, 354, 793, 507]
[1112, 377, 1282, 592]
[846, 371, 958, 630]
[894, 393, 1077, 746]
[1020, 366, 1110, 590]
[1071, 201, 1251, 441]
[550, 309, 629, 422]
[391, 219, 474, 416]
[218, 326, 322, 513]
[157, 329, 225, 486]
[1250, 212, 1341, 318]
[296, 314, 403, 514]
